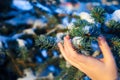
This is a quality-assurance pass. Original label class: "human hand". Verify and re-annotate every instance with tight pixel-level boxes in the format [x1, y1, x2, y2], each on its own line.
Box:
[58, 35, 118, 80]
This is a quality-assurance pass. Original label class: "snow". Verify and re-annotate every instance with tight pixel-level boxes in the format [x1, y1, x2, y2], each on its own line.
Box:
[12, 33, 24, 39]
[0, 35, 10, 42]
[17, 68, 37, 80]
[112, 10, 120, 22]
[67, 23, 75, 30]
[56, 32, 64, 43]
[79, 12, 95, 23]
[13, 0, 33, 11]
[16, 39, 26, 47]
[0, 41, 3, 48]
[5, 13, 37, 26]
[23, 28, 35, 35]
[35, 2, 52, 13]
[72, 37, 83, 48]
[82, 25, 91, 34]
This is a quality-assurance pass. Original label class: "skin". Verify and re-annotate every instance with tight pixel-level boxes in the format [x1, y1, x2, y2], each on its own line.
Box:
[58, 35, 118, 80]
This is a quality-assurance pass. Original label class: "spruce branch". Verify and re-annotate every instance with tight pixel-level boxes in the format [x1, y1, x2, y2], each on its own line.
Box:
[0, 48, 6, 56]
[106, 20, 120, 32]
[74, 19, 90, 27]
[69, 19, 90, 37]
[69, 27, 83, 37]
[35, 35, 57, 50]
[17, 47, 29, 61]
[5, 50, 24, 77]
[111, 37, 120, 49]
[91, 7, 106, 23]
[62, 66, 78, 80]
[107, 36, 120, 56]
[69, 19, 100, 37]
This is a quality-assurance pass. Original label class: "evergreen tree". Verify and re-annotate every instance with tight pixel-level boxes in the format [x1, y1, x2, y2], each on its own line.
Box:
[36, 7, 120, 80]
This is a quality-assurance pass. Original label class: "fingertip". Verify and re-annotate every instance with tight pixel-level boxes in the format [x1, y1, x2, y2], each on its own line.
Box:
[98, 36, 106, 45]
[98, 35, 105, 41]
[64, 35, 70, 42]
[58, 42, 64, 50]
[98, 36, 113, 62]
[66, 35, 70, 39]
[64, 36, 66, 40]
[57, 42, 61, 47]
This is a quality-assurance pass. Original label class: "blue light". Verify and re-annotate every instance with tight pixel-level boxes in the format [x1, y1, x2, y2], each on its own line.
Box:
[26, 38, 33, 46]
[52, 50, 59, 57]
[47, 65, 61, 76]
[41, 49, 48, 58]
[83, 76, 91, 80]
[36, 56, 43, 63]
[48, 65, 55, 72]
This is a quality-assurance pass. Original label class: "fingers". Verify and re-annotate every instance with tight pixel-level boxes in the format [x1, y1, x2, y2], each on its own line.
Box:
[64, 35, 90, 62]
[57, 35, 105, 74]
[57, 42, 65, 55]
[57, 40, 89, 73]
[64, 35, 78, 57]
[57, 42, 68, 60]
[58, 35, 117, 80]
[57, 35, 87, 65]
[98, 36, 114, 63]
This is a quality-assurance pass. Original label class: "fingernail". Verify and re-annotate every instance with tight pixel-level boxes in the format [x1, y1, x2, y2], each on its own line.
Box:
[66, 35, 70, 39]
[98, 36, 103, 41]
[64, 36, 66, 40]
[57, 42, 61, 46]
[98, 36, 105, 46]
[98, 35, 105, 41]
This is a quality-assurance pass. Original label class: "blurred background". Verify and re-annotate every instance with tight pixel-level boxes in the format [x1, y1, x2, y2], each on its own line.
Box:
[0, 0, 120, 80]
